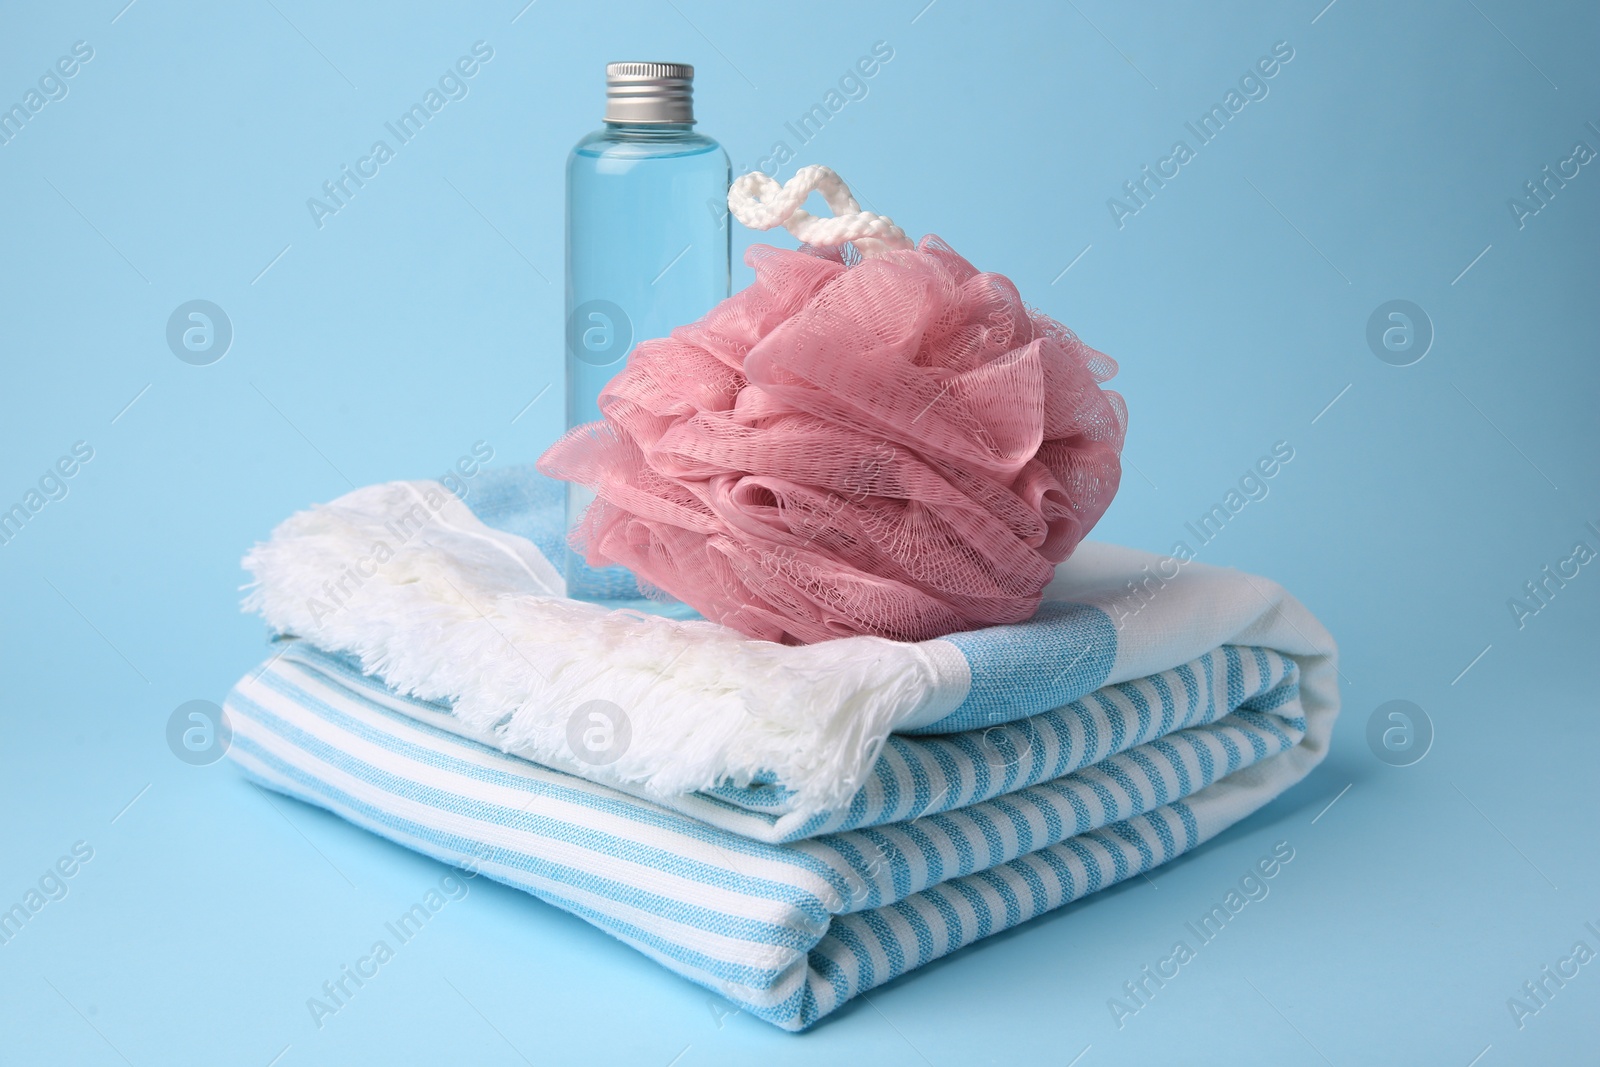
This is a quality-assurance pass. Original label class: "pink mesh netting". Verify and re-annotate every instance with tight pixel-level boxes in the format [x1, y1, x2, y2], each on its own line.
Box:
[538, 235, 1127, 645]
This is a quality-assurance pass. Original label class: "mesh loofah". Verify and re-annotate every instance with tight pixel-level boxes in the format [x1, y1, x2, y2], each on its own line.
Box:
[539, 172, 1126, 645]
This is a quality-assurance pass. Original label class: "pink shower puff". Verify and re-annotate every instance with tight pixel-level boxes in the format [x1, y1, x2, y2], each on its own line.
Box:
[538, 235, 1127, 645]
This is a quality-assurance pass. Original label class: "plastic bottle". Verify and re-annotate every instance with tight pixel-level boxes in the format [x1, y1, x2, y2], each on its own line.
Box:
[564, 61, 730, 601]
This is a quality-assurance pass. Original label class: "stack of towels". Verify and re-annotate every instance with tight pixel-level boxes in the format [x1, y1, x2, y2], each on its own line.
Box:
[224, 466, 1337, 1031]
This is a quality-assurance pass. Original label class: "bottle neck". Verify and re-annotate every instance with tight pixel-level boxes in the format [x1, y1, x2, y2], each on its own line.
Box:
[601, 121, 697, 139]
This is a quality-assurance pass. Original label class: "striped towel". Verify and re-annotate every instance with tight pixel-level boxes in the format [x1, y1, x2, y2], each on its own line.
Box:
[226, 466, 1338, 1030]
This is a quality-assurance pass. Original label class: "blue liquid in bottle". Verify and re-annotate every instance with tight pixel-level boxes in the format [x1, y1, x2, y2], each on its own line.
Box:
[564, 62, 730, 603]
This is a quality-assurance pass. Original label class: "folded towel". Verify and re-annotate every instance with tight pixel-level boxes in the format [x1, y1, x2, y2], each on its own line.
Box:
[226, 465, 1338, 1030]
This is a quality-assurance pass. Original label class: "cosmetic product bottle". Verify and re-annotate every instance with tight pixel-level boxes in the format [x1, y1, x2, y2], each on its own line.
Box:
[564, 61, 730, 602]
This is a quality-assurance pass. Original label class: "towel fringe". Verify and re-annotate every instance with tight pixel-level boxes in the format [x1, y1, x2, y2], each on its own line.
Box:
[240, 480, 938, 816]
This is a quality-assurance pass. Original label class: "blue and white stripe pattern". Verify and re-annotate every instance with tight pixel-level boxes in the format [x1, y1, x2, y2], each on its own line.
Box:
[226, 635, 1316, 1030]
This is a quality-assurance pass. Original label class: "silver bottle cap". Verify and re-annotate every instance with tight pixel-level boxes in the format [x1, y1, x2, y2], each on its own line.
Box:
[604, 61, 695, 125]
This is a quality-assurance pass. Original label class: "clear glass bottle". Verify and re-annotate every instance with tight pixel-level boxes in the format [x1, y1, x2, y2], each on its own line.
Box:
[564, 61, 730, 602]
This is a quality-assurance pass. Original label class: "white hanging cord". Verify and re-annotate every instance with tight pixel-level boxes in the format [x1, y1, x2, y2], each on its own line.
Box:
[727, 165, 913, 257]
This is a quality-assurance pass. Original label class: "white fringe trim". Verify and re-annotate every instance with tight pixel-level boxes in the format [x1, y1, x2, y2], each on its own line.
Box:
[241, 480, 948, 817]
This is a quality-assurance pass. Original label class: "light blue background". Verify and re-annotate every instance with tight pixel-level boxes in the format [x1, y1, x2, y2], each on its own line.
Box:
[2, 1, 1596, 1063]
